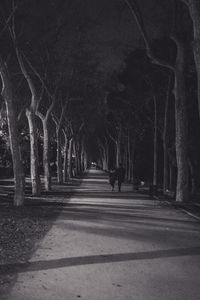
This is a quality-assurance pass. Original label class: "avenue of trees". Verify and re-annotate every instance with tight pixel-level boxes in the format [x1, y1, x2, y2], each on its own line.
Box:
[92, 0, 200, 203]
[0, 0, 200, 205]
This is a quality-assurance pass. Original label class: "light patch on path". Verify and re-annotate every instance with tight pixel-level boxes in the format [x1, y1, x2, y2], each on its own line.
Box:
[6, 169, 200, 300]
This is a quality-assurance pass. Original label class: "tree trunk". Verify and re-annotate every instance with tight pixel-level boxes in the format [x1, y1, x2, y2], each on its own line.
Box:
[102, 141, 109, 171]
[76, 141, 82, 175]
[124, 0, 189, 203]
[56, 129, 63, 184]
[43, 120, 51, 191]
[188, 0, 200, 120]
[81, 151, 85, 173]
[82, 144, 87, 173]
[67, 138, 73, 179]
[26, 109, 41, 195]
[131, 144, 135, 183]
[163, 76, 171, 193]
[127, 132, 131, 181]
[102, 144, 108, 170]
[174, 44, 189, 202]
[80, 140, 85, 173]
[153, 96, 158, 186]
[84, 151, 87, 171]
[124, 141, 128, 180]
[63, 132, 69, 182]
[169, 164, 175, 191]
[73, 141, 78, 176]
[0, 57, 25, 206]
[188, 158, 197, 196]
[7, 104, 25, 205]
[15, 47, 41, 196]
[193, 44, 200, 121]
[130, 132, 136, 183]
[163, 142, 169, 192]
[105, 138, 109, 170]
[116, 141, 121, 168]
[103, 155, 107, 170]
[36, 98, 55, 192]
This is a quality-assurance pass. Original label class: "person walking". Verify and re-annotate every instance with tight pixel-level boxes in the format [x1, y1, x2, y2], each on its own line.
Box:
[109, 168, 116, 191]
[115, 163, 125, 192]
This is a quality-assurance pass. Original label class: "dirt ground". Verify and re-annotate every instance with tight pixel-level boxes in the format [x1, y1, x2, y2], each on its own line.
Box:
[0, 178, 81, 299]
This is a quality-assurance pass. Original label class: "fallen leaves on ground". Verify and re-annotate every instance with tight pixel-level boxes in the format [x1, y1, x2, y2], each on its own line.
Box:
[0, 202, 61, 298]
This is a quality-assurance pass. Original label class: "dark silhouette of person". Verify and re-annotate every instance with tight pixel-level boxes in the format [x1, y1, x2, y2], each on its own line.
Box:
[109, 168, 116, 191]
[115, 163, 125, 192]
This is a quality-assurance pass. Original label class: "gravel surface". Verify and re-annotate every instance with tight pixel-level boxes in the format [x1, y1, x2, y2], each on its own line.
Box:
[0, 203, 61, 298]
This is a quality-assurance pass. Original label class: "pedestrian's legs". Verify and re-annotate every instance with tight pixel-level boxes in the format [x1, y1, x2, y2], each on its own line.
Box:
[110, 181, 115, 191]
[118, 181, 121, 192]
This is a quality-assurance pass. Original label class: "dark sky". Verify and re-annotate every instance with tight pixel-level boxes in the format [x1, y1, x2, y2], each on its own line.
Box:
[5, 0, 172, 78]
[56, 0, 171, 75]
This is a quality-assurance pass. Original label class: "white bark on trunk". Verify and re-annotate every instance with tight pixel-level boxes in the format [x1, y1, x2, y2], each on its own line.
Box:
[36, 99, 55, 191]
[63, 132, 68, 182]
[76, 141, 82, 175]
[153, 96, 158, 186]
[84, 151, 87, 171]
[26, 109, 41, 195]
[67, 138, 73, 179]
[0, 57, 25, 206]
[163, 76, 171, 193]
[80, 140, 85, 173]
[73, 141, 78, 176]
[174, 43, 189, 202]
[56, 129, 63, 184]
[43, 121, 51, 190]
[16, 48, 41, 195]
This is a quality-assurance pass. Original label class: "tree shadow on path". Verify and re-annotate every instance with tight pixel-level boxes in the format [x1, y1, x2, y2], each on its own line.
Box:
[1, 246, 200, 274]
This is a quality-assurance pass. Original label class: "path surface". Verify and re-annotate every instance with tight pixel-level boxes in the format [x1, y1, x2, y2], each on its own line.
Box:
[7, 169, 200, 300]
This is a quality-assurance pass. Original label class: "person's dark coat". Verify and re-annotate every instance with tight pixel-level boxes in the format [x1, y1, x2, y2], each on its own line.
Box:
[116, 167, 125, 183]
[109, 170, 116, 186]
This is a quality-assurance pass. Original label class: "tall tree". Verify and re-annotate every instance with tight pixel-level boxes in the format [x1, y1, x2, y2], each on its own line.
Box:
[180, 0, 200, 120]
[52, 101, 67, 184]
[36, 92, 56, 191]
[124, 0, 189, 202]
[163, 75, 172, 193]
[0, 56, 25, 205]
[15, 48, 41, 195]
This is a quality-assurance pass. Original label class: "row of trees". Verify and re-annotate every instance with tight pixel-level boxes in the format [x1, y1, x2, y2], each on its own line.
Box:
[96, 0, 200, 203]
[0, 0, 200, 205]
[0, 0, 106, 206]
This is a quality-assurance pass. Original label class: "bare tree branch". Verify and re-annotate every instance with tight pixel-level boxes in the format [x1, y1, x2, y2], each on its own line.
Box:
[124, 0, 175, 71]
[179, 0, 189, 6]
[124, 0, 150, 49]
[106, 127, 117, 144]
[20, 50, 54, 101]
[0, 2, 18, 39]
[46, 96, 56, 121]
[15, 48, 38, 110]
[17, 101, 27, 121]
[52, 113, 59, 127]
[35, 85, 45, 120]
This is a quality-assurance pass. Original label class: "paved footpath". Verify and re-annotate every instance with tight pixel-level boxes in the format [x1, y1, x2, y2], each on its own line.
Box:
[7, 169, 200, 300]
